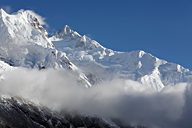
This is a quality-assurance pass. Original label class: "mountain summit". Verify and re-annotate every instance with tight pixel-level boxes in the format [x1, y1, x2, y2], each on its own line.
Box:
[0, 9, 91, 87]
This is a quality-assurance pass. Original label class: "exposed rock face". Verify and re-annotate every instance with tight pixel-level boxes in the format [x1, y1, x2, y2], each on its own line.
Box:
[0, 97, 146, 128]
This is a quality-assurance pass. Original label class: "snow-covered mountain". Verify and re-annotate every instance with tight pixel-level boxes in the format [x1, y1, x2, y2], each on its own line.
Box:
[0, 9, 91, 87]
[0, 8, 192, 128]
[51, 25, 192, 90]
[0, 8, 192, 90]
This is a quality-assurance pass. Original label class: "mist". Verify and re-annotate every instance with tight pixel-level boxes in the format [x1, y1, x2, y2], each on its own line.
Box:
[0, 68, 191, 128]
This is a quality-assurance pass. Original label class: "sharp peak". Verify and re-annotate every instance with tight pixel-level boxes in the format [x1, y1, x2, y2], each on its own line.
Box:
[56, 24, 82, 38]
[130, 50, 163, 61]
[0, 8, 36, 16]
[0, 8, 6, 13]
[135, 50, 146, 54]
[63, 25, 72, 34]
[17, 9, 38, 14]
[64, 24, 70, 29]
[0, 8, 8, 17]
[130, 50, 147, 55]
[0, 9, 46, 26]
[62, 25, 92, 39]
[62, 25, 78, 34]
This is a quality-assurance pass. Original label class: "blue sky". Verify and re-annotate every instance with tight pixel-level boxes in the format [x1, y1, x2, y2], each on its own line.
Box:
[0, 0, 192, 69]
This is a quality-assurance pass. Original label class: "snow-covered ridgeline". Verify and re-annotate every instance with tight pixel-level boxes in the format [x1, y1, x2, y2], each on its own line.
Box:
[52, 25, 192, 90]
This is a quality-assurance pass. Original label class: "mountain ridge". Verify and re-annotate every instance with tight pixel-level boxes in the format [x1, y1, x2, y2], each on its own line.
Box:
[51, 25, 192, 90]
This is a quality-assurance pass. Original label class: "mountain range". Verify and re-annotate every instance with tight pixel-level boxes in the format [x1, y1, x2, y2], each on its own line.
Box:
[0, 9, 191, 128]
[0, 9, 191, 90]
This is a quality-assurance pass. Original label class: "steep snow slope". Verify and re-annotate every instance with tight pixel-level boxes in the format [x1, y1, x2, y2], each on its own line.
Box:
[52, 25, 192, 90]
[0, 9, 52, 48]
[0, 9, 91, 87]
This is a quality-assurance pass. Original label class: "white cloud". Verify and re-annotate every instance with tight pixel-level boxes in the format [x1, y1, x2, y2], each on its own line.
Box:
[0, 68, 191, 128]
[23, 10, 47, 26]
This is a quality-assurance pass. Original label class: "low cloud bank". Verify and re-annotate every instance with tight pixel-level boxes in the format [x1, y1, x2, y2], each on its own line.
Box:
[0, 68, 191, 128]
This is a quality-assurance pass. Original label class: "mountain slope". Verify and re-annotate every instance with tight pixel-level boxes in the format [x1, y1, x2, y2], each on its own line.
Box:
[0, 96, 124, 128]
[51, 25, 192, 90]
[0, 9, 91, 87]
